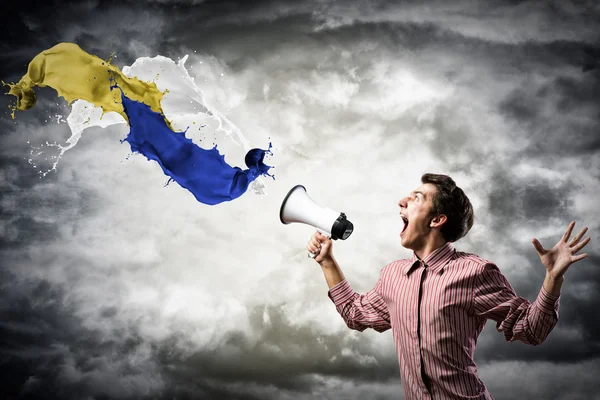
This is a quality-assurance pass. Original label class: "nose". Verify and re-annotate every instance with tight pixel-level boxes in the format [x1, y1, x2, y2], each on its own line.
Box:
[398, 196, 408, 209]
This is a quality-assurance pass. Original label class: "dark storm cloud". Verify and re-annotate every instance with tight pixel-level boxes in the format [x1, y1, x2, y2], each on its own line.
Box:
[1, 288, 398, 400]
[0, 0, 169, 82]
[0, 266, 163, 400]
[168, 304, 397, 382]
[154, 303, 398, 399]
[486, 169, 573, 230]
[499, 69, 600, 156]
[0, 157, 97, 249]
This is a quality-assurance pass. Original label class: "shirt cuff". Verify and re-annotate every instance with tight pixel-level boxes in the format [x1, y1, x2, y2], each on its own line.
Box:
[535, 285, 560, 317]
[327, 279, 355, 308]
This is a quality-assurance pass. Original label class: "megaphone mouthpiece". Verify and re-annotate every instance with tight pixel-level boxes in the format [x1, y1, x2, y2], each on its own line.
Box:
[331, 212, 354, 241]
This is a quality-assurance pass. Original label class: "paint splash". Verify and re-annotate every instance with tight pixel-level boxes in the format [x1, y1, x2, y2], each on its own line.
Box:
[4, 42, 274, 205]
[5, 42, 165, 122]
[118, 85, 273, 205]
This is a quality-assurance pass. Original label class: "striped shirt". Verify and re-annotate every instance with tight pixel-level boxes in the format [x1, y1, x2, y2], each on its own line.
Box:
[328, 242, 560, 400]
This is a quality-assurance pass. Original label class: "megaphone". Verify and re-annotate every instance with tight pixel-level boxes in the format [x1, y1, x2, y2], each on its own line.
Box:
[280, 185, 354, 257]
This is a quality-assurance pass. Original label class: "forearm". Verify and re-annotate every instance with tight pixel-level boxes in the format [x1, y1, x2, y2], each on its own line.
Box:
[475, 263, 560, 345]
[325, 265, 392, 333]
[542, 272, 564, 297]
[319, 257, 345, 289]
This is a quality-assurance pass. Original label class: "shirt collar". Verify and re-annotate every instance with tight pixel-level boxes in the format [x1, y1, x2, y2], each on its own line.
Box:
[403, 242, 455, 276]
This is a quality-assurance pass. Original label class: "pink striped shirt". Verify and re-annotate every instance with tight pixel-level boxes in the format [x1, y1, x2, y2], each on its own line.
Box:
[328, 242, 560, 400]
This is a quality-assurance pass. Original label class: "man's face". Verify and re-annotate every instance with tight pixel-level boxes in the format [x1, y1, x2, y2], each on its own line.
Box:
[398, 183, 438, 250]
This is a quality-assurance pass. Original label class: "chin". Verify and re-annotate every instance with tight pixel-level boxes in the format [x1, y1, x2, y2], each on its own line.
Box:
[400, 236, 411, 249]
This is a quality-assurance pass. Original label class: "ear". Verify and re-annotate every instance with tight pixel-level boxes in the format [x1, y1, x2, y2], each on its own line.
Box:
[430, 214, 447, 229]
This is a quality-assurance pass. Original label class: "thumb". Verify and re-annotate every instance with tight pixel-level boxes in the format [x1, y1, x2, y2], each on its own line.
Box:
[314, 232, 333, 262]
[316, 233, 331, 250]
[316, 231, 330, 241]
[532, 238, 546, 255]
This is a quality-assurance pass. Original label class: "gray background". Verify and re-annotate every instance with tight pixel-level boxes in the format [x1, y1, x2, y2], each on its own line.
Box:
[1, 1, 599, 399]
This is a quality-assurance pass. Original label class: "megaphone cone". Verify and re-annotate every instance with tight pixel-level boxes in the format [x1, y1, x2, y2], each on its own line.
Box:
[280, 185, 354, 240]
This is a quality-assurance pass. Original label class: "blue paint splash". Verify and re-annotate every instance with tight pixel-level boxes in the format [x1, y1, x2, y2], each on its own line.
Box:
[115, 86, 274, 205]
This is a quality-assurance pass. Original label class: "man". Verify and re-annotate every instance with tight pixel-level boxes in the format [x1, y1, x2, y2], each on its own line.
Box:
[307, 173, 591, 400]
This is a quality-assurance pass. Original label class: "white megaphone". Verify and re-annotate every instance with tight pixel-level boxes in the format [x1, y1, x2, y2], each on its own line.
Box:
[280, 185, 354, 258]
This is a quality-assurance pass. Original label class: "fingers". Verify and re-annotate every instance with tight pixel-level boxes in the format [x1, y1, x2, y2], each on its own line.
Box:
[307, 231, 330, 255]
[307, 235, 321, 255]
[571, 236, 591, 254]
[572, 253, 588, 263]
[562, 221, 576, 242]
[569, 226, 588, 247]
[532, 238, 547, 255]
[313, 231, 331, 243]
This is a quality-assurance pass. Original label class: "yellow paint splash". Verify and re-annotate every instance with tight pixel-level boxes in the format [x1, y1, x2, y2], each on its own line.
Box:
[4, 42, 167, 125]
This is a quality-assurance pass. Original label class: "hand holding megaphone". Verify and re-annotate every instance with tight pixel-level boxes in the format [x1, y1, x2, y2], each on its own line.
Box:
[307, 231, 333, 261]
[280, 185, 354, 259]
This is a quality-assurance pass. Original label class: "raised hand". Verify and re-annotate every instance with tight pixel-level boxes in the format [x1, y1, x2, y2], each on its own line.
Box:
[307, 231, 333, 263]
[532, 221, 591, 280]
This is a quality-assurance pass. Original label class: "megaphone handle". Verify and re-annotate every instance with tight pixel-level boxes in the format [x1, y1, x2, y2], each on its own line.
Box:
[308, 230, 331, 258]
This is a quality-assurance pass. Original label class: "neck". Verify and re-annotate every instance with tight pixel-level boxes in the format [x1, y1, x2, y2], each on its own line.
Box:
[414, 235, 447, 260]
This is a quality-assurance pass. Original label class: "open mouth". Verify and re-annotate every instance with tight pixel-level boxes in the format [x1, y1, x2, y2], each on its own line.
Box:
[400, 214, 409, 235]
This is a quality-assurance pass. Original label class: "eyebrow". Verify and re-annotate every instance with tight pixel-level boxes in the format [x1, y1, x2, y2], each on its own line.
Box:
[411, 191, 425, 198]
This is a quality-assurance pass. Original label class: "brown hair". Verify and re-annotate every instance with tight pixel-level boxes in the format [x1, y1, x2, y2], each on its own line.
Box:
[421, 173, 474, 242]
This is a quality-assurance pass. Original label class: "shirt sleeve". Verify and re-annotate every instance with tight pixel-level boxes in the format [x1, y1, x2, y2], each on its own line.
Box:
[473, 263, 560, 345]
[327, 275, 391, 333]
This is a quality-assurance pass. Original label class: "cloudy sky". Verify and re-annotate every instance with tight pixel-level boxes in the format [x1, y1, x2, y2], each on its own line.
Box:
[1, 0, 599, 399]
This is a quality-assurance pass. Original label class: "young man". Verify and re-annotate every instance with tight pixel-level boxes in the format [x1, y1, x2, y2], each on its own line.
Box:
[307, 173, 591, 400]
